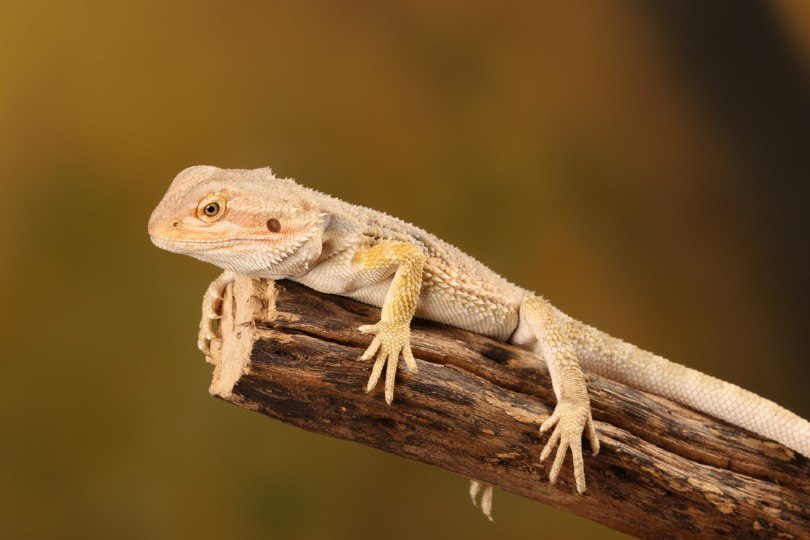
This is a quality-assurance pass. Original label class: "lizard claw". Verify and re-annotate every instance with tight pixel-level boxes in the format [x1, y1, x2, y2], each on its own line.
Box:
[469, 480, 494, 521]
[358, 321, 417, 404]
[358, 323, 380, 334]
[539, 400, 599, 494]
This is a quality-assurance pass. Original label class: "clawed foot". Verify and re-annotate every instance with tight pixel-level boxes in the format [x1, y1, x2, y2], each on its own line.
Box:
[469, 480, 494, 521]
[539, 400, 600, 493]
[358, 321, 417, 404]
[197, 271, 235, 358]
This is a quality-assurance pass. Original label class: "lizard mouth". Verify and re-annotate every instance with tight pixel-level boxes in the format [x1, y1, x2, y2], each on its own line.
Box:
[150, 234, 297, 258]
[149, 235, 244, 252]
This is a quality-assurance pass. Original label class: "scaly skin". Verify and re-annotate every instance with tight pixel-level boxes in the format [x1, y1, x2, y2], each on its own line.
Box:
[354, 241, 425, 404]
[198, 270, 234, 359]
[150, 165, 810, 519]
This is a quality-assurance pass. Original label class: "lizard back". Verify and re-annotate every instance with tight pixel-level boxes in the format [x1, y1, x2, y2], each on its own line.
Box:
[294, 187, 531, 341]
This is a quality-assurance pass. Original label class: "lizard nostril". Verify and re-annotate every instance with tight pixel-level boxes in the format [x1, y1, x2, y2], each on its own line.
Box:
[172, 221, 180, 228]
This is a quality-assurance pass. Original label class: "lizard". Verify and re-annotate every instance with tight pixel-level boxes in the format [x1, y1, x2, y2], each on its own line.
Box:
[148, 165, 810, 518]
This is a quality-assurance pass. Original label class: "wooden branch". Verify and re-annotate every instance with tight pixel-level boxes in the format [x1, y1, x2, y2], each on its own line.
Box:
[206, 275, 809, 539]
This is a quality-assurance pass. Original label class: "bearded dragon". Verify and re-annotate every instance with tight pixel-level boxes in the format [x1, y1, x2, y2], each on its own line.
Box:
[148, 165, 810, 518]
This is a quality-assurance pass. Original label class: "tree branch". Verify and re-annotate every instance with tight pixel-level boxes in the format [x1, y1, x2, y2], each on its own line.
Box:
[205, 275, 809, 538]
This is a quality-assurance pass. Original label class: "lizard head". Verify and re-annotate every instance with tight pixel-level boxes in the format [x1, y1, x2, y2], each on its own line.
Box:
[148, 165, 328, 279]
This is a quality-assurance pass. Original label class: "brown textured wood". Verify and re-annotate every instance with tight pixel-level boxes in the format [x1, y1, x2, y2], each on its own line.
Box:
[207, 276, 810, 539]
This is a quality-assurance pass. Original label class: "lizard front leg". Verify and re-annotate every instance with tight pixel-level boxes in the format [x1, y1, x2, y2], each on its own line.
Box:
[198, 270, 235, 358]
[514, 295, 600, 493]
[353, 241, 426, 404]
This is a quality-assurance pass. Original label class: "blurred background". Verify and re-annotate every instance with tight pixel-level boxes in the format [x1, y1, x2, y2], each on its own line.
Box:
[2, 1, 809, 538]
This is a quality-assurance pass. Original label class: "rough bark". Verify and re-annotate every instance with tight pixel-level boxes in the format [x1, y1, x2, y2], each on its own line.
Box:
[205, 275, 809, 539]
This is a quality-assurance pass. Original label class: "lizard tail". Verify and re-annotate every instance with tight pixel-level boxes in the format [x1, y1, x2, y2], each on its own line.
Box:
[554, 309, 810, 458]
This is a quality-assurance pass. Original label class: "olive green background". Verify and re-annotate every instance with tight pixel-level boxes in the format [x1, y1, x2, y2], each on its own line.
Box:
[2, 2, 809, 539]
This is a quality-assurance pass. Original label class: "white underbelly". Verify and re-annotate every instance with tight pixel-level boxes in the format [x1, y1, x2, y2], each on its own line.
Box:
[415, 287, 519, 341]
[344, 280, 519, 341]
[293, 261, 521, 341]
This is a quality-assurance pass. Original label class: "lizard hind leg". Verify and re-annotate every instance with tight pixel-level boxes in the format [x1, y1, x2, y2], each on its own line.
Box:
[512, 295, 600, 493]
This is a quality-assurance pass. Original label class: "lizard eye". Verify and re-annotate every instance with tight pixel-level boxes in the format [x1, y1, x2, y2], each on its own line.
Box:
[196, 194, 227, 222]
[267, 218, 281, 232]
